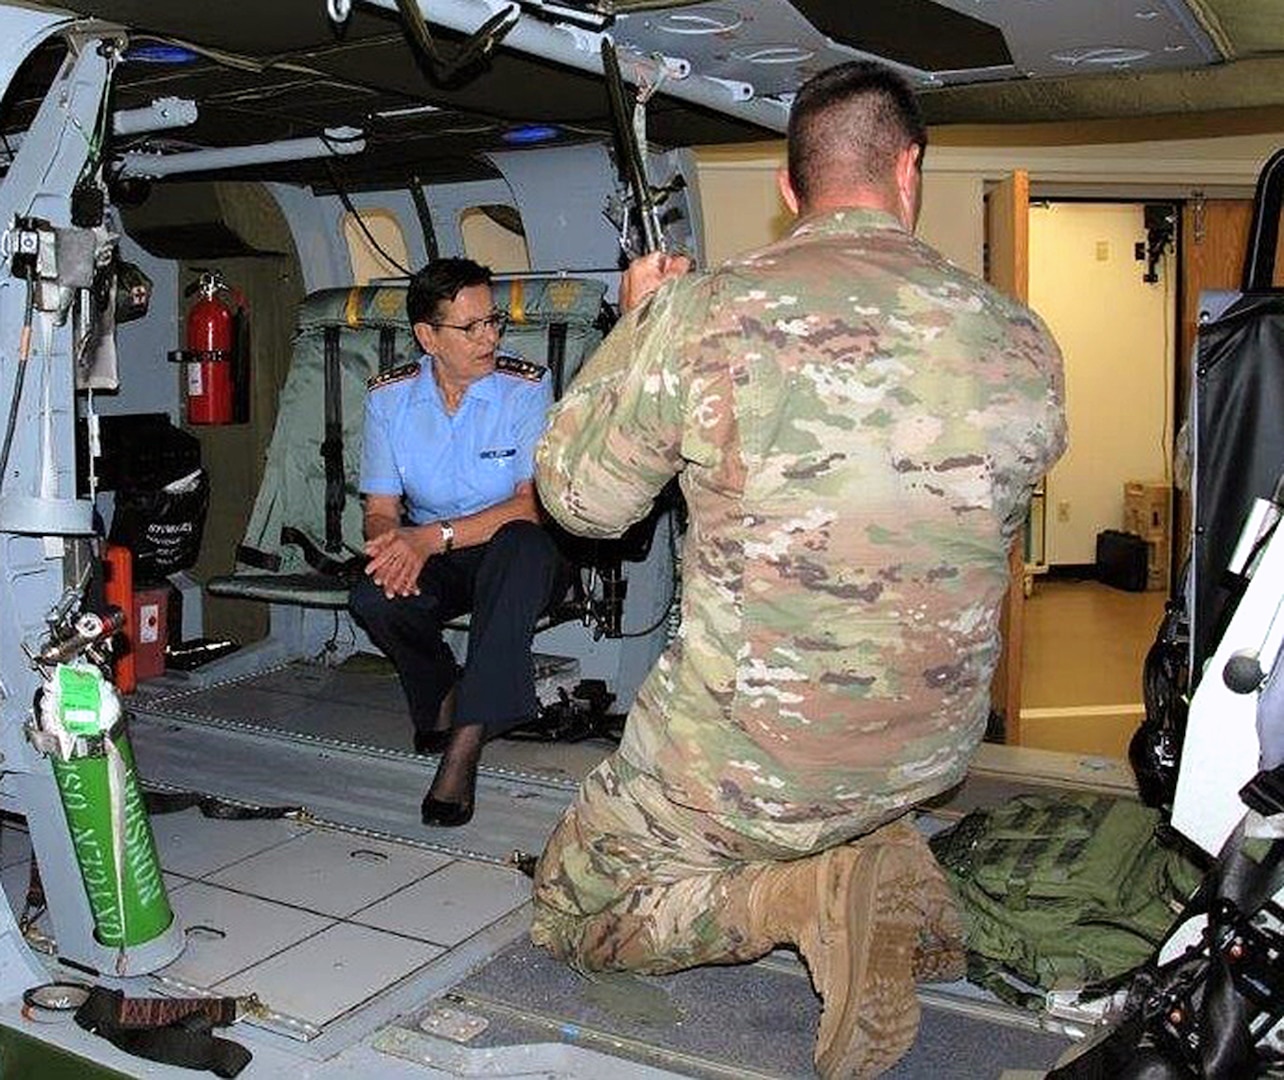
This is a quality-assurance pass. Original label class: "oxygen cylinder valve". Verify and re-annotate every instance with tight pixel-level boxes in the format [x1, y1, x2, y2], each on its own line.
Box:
[34, 608, 125, 669]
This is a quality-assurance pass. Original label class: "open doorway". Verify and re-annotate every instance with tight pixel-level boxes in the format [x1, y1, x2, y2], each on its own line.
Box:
[1020, 200, 1177, 756]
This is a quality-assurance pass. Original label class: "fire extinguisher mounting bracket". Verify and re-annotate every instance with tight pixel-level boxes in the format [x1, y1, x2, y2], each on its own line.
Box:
[167, 348, 232, 364]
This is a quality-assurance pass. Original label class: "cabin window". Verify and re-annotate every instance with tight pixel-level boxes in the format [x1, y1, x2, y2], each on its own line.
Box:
[343, 208, 410, 284]
[460, 205, 530, 273]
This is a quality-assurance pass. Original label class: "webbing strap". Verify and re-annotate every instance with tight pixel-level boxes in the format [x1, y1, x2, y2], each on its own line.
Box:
[547, 321, 568, 399]
[235, 543, 282, 572]
[75, 987, 251, 1078]
[144, 789, 300, 820]
[378, 326, 396, 373]
[320, 325, 344, 552]
[280, 524, 366, 582]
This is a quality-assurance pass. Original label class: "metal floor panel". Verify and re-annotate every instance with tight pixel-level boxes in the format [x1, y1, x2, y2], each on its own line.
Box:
[127, 708, 577, 863]
[82, 660, 1103, 1078]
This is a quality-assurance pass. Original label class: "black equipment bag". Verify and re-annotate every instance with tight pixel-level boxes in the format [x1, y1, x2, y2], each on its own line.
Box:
[108, 468, 210, 585]
[1189, 147, 1284, 687]
[1097, 529, 1149, 592]
[1131, 147, 1284, 809]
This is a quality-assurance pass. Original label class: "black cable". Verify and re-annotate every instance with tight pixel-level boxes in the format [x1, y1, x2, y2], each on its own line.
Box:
[0, 276, 36, 495]
[323, 159, 413, 277]
[617, 511, 681, 639]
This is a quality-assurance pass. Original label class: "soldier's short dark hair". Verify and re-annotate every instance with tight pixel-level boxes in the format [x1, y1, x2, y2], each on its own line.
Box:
[787, 61, 927, 205]
[407, 257, 492, 326]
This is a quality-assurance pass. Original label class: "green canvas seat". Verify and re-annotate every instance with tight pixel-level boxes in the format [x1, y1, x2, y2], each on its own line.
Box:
[207, 276, 609, 609]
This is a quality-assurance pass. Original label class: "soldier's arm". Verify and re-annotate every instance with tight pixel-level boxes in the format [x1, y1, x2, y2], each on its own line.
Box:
[992, 311, 1069, 537]
[536, 281, 695, 538]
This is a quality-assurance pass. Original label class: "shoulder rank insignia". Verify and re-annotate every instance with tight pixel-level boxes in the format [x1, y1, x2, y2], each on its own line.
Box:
[495, 354, 547, 382]
[366, 361, 420, 391]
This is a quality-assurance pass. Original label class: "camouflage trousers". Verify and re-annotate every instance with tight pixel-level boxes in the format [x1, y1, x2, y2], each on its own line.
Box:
[530, 751, 909, 974]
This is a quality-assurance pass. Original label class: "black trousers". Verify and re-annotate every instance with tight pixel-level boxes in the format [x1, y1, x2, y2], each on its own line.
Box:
[349, 520, 564, 737]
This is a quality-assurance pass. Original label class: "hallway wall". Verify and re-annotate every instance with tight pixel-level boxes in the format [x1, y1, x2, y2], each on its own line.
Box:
[1029, 202, 1175, 565]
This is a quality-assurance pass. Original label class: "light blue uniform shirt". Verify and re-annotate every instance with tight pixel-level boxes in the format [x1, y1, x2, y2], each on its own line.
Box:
[359, 355, 553, 522]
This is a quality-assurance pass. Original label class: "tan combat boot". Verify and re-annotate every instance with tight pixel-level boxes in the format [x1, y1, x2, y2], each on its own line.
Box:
[744, 819, 966, 1079]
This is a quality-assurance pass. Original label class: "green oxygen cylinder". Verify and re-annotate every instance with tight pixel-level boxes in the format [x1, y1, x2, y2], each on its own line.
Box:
[44, 664, 173, 949]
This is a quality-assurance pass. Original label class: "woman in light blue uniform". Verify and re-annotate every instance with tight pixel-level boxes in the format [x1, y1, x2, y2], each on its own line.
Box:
[350, 258, 564, 827]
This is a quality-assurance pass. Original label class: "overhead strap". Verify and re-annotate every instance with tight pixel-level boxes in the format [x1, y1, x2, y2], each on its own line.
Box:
[321, 325, 344, 552]
[408, 175, 440, 262]
[75, 986, 252, 1078]
[393, 0, 518, 87]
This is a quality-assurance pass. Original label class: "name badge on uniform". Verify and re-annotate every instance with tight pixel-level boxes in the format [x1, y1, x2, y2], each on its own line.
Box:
[480, 446, 517, 460]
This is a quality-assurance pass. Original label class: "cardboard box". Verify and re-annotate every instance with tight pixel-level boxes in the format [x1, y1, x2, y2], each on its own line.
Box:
[1124, 481, 1171, 540]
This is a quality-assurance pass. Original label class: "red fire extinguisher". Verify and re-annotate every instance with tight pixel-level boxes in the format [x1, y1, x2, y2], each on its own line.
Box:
[182, 270, 235, 425]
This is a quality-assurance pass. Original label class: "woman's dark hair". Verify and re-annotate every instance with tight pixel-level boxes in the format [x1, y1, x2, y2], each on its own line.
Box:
[406, 257, 492, 325]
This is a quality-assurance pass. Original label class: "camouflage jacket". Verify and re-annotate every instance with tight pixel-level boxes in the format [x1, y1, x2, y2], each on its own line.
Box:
[536, 208, 1067, 824]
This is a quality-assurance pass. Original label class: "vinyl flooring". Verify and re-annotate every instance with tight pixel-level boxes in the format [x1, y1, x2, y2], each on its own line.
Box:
[1019, 577, 1170, 757]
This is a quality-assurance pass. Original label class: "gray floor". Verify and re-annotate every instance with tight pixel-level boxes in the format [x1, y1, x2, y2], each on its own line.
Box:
[455, 940, 1073, 1080]
[81, 658, 1089, 1077]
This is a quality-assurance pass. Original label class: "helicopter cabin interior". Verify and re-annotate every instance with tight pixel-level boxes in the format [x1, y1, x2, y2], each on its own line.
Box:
[0, 1, 1282, 1077]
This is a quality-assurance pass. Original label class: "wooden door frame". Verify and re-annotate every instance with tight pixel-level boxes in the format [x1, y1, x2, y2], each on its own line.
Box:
[985, 170, 1030, 744]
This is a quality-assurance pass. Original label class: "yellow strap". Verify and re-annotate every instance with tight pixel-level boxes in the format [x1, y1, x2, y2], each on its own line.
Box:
[508, 279, 525, 324]
[344, 286, 363, 328]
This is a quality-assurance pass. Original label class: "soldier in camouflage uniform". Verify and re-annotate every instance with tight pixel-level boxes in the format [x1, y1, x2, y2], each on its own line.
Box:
[531, 61, 1066, 1077]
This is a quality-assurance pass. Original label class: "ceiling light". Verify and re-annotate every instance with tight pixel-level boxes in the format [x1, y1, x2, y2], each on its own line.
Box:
[123, 43, 199, 64]
[502, 124, 562, 144]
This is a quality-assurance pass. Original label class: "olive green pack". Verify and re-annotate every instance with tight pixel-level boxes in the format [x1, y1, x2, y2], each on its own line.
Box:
[929, 792, 1205, 1006]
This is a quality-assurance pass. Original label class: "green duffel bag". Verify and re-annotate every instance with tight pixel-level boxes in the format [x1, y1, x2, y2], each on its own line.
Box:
[929, 791, 1205, 1006]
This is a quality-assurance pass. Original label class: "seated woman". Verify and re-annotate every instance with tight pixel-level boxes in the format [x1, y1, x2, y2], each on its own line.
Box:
[349, 257, 564, 827]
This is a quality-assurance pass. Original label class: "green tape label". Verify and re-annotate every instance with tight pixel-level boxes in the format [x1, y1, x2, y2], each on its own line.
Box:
[59, 666, 103, 736]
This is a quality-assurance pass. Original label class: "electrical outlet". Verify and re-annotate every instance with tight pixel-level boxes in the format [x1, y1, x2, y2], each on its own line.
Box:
[1057, 501, 1070, 522]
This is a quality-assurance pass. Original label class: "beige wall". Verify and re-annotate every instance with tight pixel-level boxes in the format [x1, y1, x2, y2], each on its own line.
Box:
[693, 145, 982, 272]
[1029, 203, 1175, 565]
[692, 130, 1284, 570]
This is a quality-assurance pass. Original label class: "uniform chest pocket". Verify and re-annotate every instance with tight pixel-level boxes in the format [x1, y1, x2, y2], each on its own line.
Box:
[465, 445, 521, 504]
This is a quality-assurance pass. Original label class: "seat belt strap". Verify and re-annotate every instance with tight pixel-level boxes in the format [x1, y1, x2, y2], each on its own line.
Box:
[547, 321, 567, 399]
[279, 524, 366, 582]
[378, 325, 396, 373]
[321, 325, 344, 552]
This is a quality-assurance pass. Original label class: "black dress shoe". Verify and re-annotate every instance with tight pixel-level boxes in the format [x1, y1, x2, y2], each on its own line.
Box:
[421, 794, 474, 827]
[413, 730, 451, 755]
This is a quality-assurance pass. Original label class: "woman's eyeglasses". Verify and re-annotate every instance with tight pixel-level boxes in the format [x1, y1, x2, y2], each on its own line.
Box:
[430, 310, 509, 341]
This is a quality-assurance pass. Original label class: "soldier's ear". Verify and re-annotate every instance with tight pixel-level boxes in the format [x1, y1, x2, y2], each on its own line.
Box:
[894, 145, 922, 231]
[776, 168, 800, 215]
